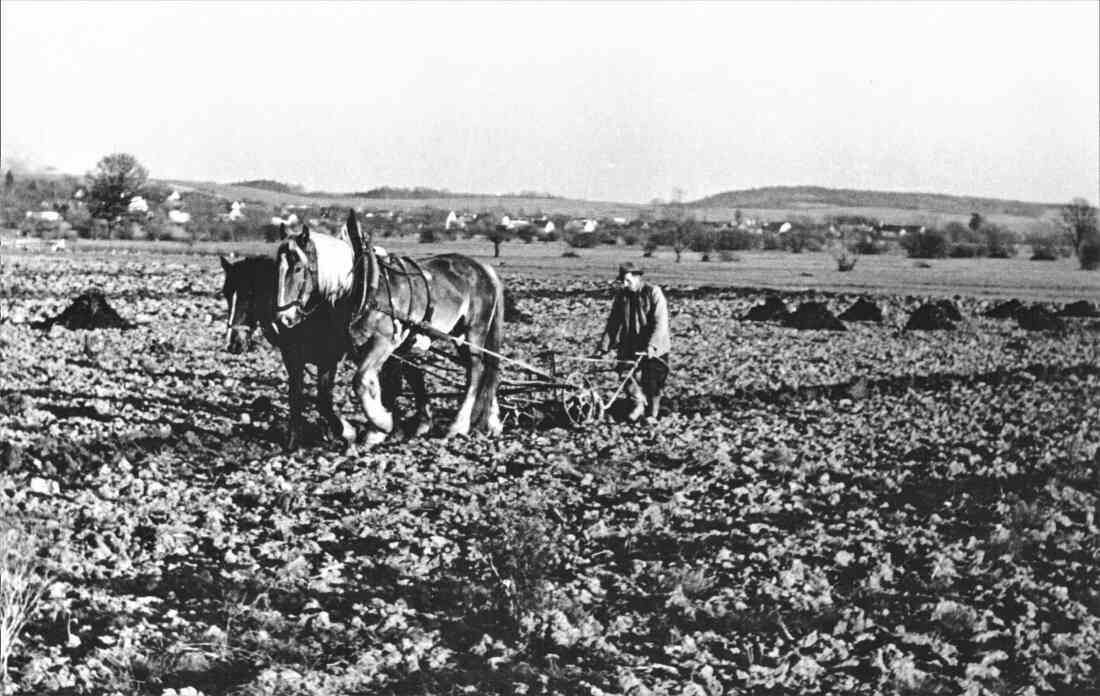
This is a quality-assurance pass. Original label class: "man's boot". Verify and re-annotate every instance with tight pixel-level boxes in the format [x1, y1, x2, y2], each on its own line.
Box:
[625, 378, 646, 422]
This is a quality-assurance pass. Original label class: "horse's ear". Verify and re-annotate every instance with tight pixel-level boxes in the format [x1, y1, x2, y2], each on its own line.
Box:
[220, 255, 233, 272]
[279, 223, 288, 239]
[299, 224, 311, 244]
[346, 208, 357, 231]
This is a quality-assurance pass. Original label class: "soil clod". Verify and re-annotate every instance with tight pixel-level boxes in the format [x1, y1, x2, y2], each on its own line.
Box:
[1016, 305, 1066, 332]
[32, 289, 135, 330]
[839, 298, 883, 323]
[743, 296, 790, 322]
[782, 302, 846, 331]
[905, 303, 957, 331]
[1059, 300, 1100, 318]
[984, 299, 1024, 319]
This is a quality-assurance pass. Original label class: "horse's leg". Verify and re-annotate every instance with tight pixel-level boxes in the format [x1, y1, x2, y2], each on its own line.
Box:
[316, 356, 355, 445]
[353, 343, 397, 446]
[403, 364, 434, 437]
[379, 358, 403, 421]
[464, 329, 504, 436]
[281, 346, 306, 451]
[447, 343, 482, 437]
[487, 395, 503, 436]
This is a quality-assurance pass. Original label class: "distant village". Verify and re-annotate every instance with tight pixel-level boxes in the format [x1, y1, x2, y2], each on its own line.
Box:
[2, 172, 930, 257]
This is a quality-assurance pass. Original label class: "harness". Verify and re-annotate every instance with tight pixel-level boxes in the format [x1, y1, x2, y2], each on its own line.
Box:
[358, 252, 436, 348]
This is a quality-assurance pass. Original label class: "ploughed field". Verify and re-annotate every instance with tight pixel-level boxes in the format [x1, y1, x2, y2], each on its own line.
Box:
[2, 252, 1098, 695]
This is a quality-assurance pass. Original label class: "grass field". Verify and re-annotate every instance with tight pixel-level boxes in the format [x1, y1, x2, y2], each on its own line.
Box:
[6, 236, 1098, 302]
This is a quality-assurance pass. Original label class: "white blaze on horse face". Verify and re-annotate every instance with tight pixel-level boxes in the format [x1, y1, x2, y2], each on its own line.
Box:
[275, 251, 298, 327]
[225, 290, 238, 348]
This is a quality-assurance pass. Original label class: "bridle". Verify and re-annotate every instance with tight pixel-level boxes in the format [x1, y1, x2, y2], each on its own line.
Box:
[274, 240, 323, 323]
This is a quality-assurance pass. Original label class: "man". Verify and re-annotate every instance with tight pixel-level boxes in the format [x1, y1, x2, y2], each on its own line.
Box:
[595, 262, 670, 421]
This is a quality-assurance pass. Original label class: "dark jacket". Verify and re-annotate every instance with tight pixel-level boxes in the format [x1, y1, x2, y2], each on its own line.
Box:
[599, 282, 670, 360]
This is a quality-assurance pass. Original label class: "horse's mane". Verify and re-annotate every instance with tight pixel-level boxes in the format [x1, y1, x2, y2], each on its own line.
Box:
[304, 231, 354, 303]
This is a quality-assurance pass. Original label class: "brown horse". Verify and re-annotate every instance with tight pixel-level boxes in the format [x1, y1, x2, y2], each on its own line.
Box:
[274, 211, 504, 445]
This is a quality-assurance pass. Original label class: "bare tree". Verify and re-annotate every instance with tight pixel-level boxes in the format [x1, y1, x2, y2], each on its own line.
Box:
[968, 212, 984, 232]
[487, 224, 511, 258]
[1061, 198, 1098, 252]
[86, 153, 148, 238]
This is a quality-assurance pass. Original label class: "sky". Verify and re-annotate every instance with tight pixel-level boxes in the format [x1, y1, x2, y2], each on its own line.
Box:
[1, 1, 1097, 204]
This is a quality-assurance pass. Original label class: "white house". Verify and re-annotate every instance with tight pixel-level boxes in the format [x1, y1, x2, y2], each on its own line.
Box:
[270, 213, 299, 227]
[128, 196, 149, 214]
[26, 210, 62, 223]
[501, 216, 531, 231]
[168, 210, 191, 225]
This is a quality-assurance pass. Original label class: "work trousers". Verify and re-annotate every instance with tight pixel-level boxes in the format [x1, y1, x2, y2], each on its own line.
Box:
[621, 354, 670, 406]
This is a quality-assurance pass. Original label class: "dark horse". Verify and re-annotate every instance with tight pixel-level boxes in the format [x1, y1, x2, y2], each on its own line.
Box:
[220, 254, 359, 450]
[273, 211, 504, 446]
[221, 252, 414, 450]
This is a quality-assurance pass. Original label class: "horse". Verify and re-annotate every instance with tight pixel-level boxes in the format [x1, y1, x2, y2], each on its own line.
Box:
[220, 253, 357, 450]
[221, 249, 415, 450]
[273, 211, 504, 446]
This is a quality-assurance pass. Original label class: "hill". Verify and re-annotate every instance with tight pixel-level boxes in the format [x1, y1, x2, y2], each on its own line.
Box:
[691, 186, 1057, 218]
[229, 179, 306, 195]
[158, 179, 639, 218]
[153, 178, 1067, 235]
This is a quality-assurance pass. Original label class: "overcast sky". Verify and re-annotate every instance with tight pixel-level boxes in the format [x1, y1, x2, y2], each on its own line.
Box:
[2, 1, 1097, 204]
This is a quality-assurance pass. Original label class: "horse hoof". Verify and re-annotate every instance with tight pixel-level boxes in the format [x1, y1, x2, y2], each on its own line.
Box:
[340, 419, 357, 442]
[364, 430, 388, 447]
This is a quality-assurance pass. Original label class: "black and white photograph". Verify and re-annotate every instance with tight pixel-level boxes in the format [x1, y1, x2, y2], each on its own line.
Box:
[1, 1, 1098, 694]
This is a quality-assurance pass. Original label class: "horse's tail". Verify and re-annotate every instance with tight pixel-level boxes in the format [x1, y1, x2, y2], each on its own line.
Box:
[470, 259, 504, 431]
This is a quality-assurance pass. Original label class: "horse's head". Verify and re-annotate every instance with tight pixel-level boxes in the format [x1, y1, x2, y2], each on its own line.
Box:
[274, 225, 320, 330]
[220, 255, 256, 353]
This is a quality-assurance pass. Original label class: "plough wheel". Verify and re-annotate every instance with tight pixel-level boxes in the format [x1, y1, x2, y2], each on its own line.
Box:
[560, 372, 604, 427]
[501, 401, 542, 429]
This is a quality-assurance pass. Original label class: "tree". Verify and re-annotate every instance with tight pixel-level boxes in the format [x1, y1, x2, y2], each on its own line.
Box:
[3, 170, 12, 190]
[487, 224, 511, 258]
[968, 212, 984, 232]
[1061, 198, 1098, 251]
[672, 218, 699, 263]
[86, 153, 148, 237]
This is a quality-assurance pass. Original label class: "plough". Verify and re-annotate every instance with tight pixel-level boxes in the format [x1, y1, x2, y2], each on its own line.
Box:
[377, 306, 644, 428]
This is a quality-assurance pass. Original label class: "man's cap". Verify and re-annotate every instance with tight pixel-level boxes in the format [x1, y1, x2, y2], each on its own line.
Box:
[618, 262, 644, 278]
